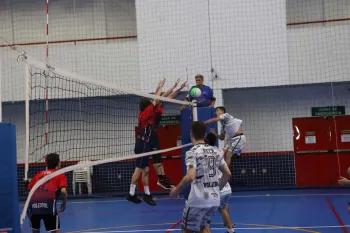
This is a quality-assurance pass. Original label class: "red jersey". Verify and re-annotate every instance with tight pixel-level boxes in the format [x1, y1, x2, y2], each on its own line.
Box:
[137, 104, 163, 141]
[27, 169, 67, 215]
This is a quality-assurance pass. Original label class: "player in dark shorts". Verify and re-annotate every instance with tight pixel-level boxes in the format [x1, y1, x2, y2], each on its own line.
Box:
[27, 153, 68, 233]
[151, 79, 188, 189]
[127, 79, 166, 206]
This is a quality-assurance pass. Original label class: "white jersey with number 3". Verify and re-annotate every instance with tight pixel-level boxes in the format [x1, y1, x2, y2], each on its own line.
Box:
[185, 143, 227, 208]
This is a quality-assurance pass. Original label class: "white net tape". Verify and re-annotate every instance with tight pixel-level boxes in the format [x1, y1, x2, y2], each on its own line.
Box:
[20, 143, 192, 226]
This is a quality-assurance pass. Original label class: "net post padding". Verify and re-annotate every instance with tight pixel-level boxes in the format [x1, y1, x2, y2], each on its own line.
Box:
[20, 53, 194, 106]
[20, 143, 193, 226]
[192, 100, 198, 121]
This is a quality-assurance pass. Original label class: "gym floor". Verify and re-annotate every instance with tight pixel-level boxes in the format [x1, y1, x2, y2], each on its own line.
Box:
[20, 189, 350, 233]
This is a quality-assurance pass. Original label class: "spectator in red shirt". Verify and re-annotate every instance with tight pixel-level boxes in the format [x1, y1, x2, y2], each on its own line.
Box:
[27, 153, 67, 233]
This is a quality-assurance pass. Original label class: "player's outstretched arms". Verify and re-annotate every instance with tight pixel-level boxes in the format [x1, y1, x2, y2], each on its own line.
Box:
[219, 165, 231, 190]
[162, 78, 180, 97]
[59, 187, 68, 213]
[154, 78, 166, 96]
[153, 78, 166, 105]
[168, 81, 188, 99]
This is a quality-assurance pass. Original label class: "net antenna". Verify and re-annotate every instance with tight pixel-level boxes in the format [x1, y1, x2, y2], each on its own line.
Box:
[331, 82, 341, 177]
[18, 52, 196, 226]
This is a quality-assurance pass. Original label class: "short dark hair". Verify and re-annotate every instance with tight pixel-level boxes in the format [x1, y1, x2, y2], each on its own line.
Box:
[191, 121, 206, 140]
[139, 97, 152, 111]
[46, 153, 60, 169]
[205, 133, 217, 146]
[216, 106, 226, 113]
[195, 74, 204, 80]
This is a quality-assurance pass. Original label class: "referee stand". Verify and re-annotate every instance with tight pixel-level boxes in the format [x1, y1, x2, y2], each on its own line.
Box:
[181, 106, 218, 199]
[0, 123, 20, 233]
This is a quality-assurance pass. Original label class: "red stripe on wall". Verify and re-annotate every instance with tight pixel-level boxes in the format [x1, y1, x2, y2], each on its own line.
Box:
[0, 35, 137, 48]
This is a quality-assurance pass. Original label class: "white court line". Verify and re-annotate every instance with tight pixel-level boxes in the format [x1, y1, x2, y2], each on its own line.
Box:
[82, 225, 350, 233]
[67, 193, 350, 204]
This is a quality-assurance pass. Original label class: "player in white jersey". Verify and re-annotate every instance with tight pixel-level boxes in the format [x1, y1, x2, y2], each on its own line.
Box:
[204, 133, 235, 233]
[170, 121, 231, 233]
[204, 106, 246, 167]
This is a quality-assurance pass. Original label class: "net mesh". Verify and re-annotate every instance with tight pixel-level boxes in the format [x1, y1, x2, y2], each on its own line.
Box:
[0, 0, 349, 203]
[19, 61, 192, 197]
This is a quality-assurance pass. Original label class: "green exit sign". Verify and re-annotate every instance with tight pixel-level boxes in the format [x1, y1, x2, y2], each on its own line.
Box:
[159, 115, 180, 125]
[311, 106, 345, 117]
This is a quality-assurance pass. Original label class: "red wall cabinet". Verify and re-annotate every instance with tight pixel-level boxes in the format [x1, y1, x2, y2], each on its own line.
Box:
[293, 116, 350, 187]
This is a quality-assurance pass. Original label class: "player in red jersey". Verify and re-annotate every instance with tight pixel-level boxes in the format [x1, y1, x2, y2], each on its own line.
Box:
[151, 79, 188, 189]
[127, 79, 166, 206]
[27, 153, 68, 233]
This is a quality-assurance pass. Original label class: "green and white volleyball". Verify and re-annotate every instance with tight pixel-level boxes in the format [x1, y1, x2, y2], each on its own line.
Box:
[190, 87, 202, 98]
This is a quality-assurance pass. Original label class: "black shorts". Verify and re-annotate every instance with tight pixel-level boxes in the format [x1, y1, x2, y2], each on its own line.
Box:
[134, 139, 151, 168]
[29, 214, 60, 231]
[150, 135, 162, 163]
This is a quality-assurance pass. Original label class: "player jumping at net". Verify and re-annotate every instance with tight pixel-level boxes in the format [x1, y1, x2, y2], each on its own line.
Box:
[170, 121, 231, 233]
[27, 153, 68, 233]
[204, 106, 246, 167]
[204, 132, 235, 233]
[127, 79, 167, 206]
[151, 78, 189, 189]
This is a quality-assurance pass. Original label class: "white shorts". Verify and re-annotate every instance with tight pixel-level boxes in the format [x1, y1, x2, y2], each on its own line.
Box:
[219, 193, 231, 210]
[182, 203, 218, 232]
[224, 134, 246, 155]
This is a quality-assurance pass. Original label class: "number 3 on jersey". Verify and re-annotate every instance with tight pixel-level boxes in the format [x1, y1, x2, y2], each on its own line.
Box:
[208, 156, 216, 177]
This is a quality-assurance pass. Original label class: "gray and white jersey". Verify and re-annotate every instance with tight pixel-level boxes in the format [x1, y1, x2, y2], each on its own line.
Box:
[219, 113, 242, 137]
[185, 144, 227, 208]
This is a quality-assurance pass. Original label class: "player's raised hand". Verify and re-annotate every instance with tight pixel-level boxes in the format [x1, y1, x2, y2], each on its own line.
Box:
[180, 81, 188, 89]
[160, 78, 166, 87]
[173, 78, 180, 88]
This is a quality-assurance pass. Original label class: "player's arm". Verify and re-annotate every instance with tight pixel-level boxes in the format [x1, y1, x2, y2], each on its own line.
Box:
[154, 78, 166, 96]
[218, 153, 231, 190]
[58, 175, 68, 212]
[170, 151, 196, 197]
[204, 117, 221, 125]
[153, 78, 166, 105]
[210, 128, 225, 141]
[161, 78, 180, 97]
[168, 81, 188, 99]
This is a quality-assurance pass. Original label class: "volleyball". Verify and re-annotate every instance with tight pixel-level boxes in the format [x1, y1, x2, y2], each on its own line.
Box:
[190, 87, 202, 98]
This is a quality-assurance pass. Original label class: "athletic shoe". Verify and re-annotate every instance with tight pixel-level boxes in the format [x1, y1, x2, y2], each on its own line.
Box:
[157, 177, 173, 189]
[143, 194, 156, 206]
[126, 194, 141, 204]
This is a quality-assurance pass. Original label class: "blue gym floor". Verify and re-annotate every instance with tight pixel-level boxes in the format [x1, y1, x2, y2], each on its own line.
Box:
[20, 189, 350, 233]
